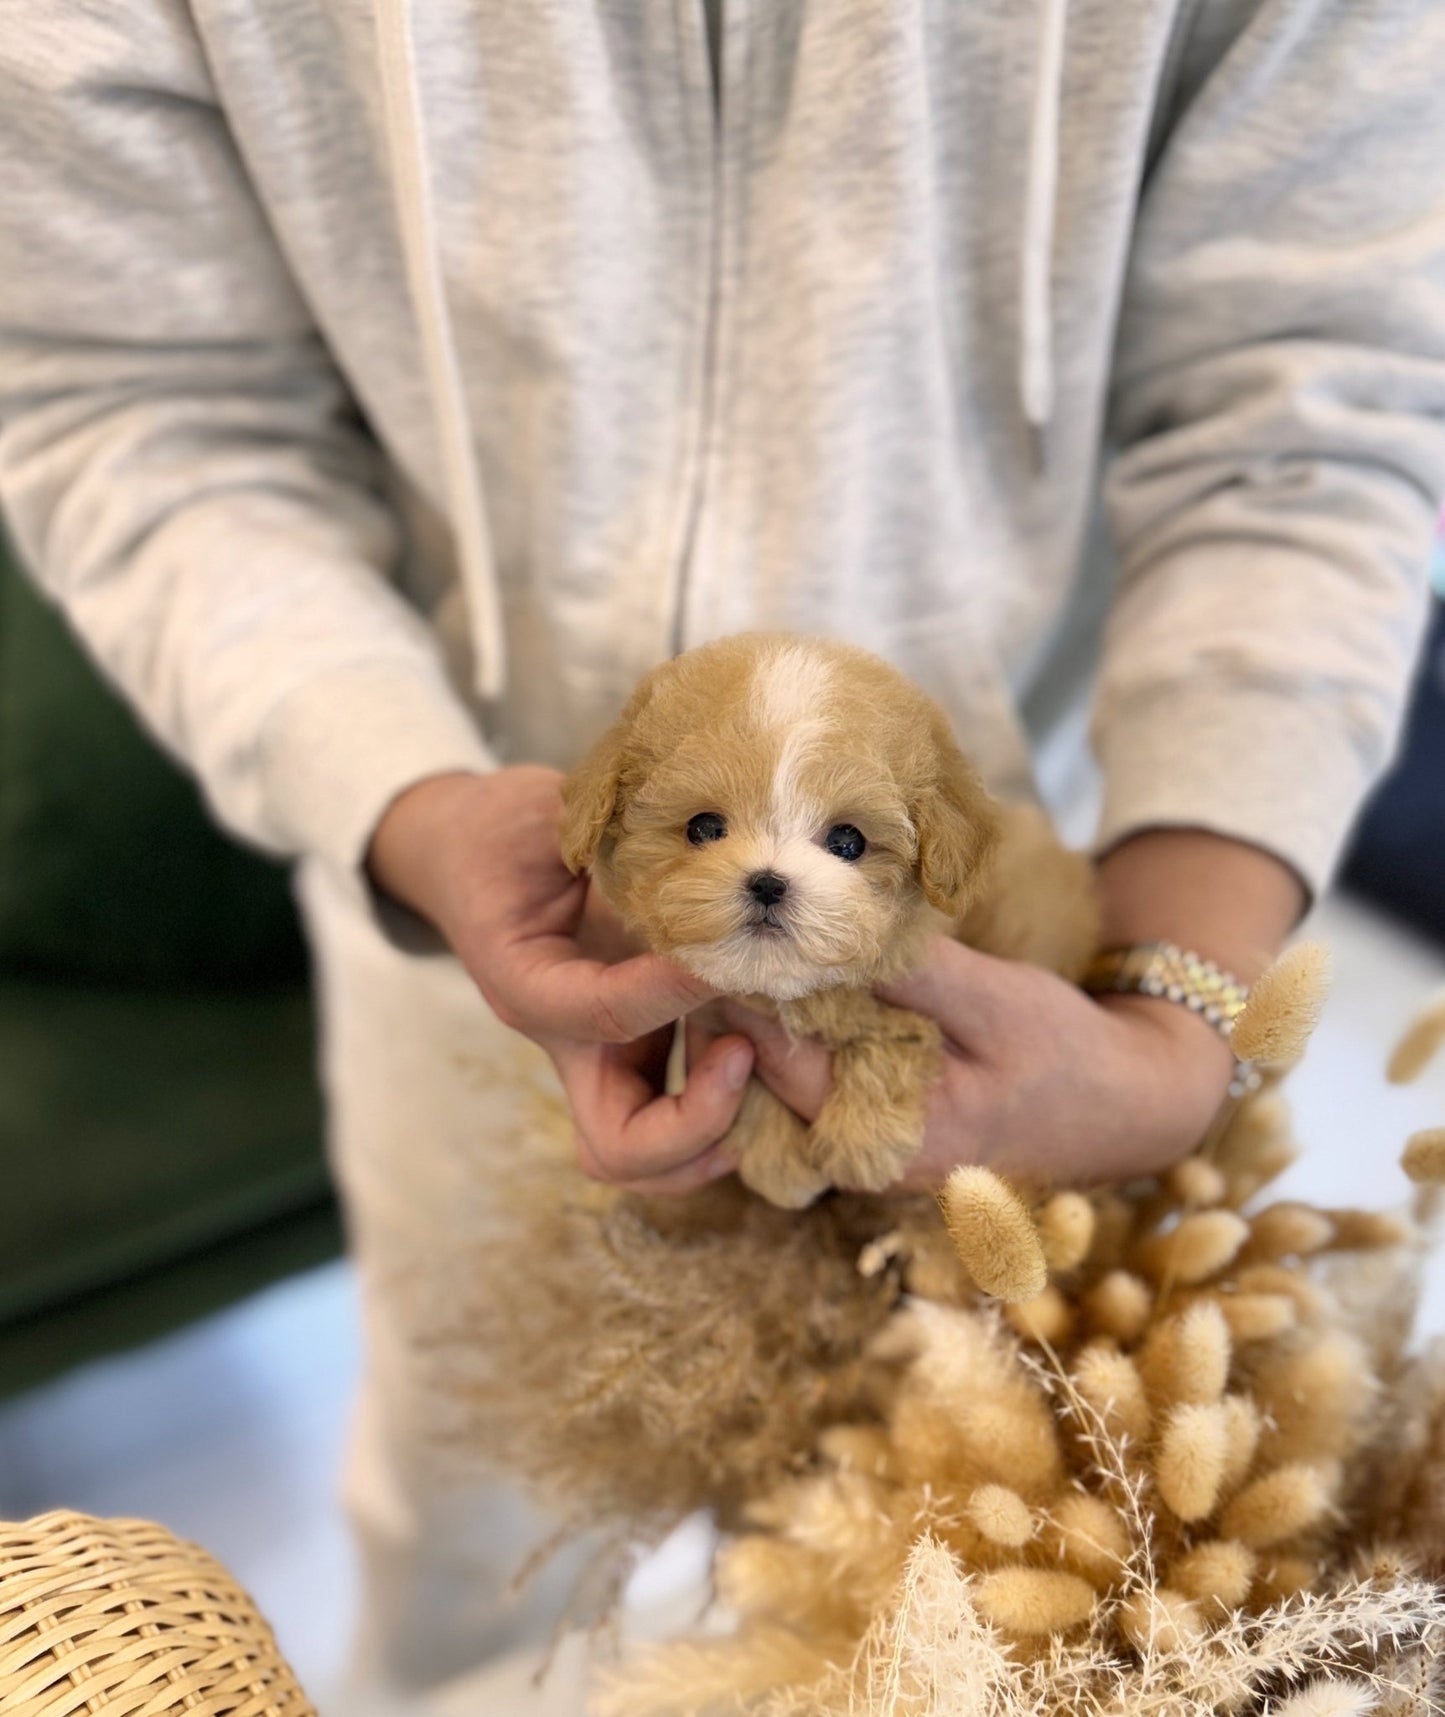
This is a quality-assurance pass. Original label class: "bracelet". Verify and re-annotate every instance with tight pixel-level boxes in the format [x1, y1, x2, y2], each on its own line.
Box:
[1081, 940, 1250, 1043]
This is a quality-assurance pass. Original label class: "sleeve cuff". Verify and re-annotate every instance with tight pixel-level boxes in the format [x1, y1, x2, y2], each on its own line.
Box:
[1091, 675, 1398, 903]
[255, 658, 497, 948]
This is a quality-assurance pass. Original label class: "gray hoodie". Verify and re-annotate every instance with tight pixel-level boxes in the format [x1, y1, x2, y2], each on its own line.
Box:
[2, 0, 1443, 906]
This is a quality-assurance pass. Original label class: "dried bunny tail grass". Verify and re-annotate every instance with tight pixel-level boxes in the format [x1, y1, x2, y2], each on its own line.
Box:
[1271, 1677, 1380, 1717]
[1388, 992, 1445, 1085]
[1132, 1210, 1250, 1285]
[1215, 1291, 1297, 1344]
[1323, 1208, 1415, 1251]
[1036, 1192, 1095, 1273]
[1153, 1401, 1231, 1521]
[967, 1485, 1036, 1549]
[1215, 1092, 1299, 1208]
[1234, 1263, 1334, 1325]
[1229, 941, 1332, 1066]
[1220, 1461, 1337, 1548]
[941, 1168, 1048, 1301]
[1240, 1202, 1337, 1264]
[1047, 1492, 1133, 1585]
[1219, 1394, 1263, 1494]
[1255, 1332, 1379, 1466]
[1117, 1586, 1206, 1656]
[1166, 1156, 1229, 1208]
[1167, 1539, 1257, 1611]
[973, 1567, 1096, 1635]
[1139, 1301, 1232, 1407]
[1082, 1271, 1153, 1344]
[1071, 1342, 1152, 1445]
[1004, 1285, 1076, 1347]
[1401, 1129, 1445, 1186]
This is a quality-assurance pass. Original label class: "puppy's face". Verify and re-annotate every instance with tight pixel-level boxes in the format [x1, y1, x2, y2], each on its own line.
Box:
[561, 636, 998, 1000]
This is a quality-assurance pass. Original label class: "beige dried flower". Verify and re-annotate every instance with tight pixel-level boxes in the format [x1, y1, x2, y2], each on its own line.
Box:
[1134, 1210, 1250, 1285]
[1117, 1587, 1204, 1655]
[1155, 1402, 1230, 1521]
[1221, 1462, 1335, 1548]
[1402, 1128, 1445, 1186]
[1082, 1271, 1153, 1343]
[1167, 1156, 1229, 1208]
[1037, 1192, 1096, 1273]
[967, 1484, 1035, 1548]
[1215, 1291, 1297, 1344]
[1047, 1492, 1132, 1585]
[1168, 1539, 1257, 1611]
[1229, 941, 1331, 1066]
[1387, 993, 1445, 1085]
[973, 1567, 1096, 1635]
[1140, 1301, 1232, 1407]
[940, 1167, 1048, 1302]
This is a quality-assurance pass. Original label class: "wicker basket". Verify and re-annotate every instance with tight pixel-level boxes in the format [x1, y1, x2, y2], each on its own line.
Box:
[0, 1510, 315, 1715]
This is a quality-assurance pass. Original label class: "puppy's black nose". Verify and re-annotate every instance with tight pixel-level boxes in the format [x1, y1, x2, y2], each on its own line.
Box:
[747, 871, 789, 907]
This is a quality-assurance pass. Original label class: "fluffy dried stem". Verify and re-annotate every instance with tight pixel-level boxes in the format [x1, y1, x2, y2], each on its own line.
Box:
[1133, 1210, 1250, 1285]
[941, 1168, 1048, 1302]
[1154, 1402, 1230, 1521]
[1230, 942, 1332, 1066]
[1221, 1463, 1335, 1548]
[1387, 992, 1445, 1085]
[1083, 1271, 1154, 1343]
[973, 1567, 1096, 1635]
[1401, 1129, 1445, 1187]
[1037, 1192, 1096, 1273]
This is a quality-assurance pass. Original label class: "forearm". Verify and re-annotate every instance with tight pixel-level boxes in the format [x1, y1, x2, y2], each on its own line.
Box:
[1096, 829, 1306, 982]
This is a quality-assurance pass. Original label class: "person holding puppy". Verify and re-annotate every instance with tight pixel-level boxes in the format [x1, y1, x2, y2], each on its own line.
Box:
[3, 0, 1444, 1696]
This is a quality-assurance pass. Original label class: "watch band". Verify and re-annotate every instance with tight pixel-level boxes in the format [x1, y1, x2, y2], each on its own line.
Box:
[1082, 940, 1250, 1043]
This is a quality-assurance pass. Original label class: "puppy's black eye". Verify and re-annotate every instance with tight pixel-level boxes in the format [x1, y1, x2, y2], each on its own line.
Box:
[687, 812, 728, 845]
[825, 824, 866, 861]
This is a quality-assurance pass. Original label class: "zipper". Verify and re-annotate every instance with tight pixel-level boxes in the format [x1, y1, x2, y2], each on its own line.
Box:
[666, 0, 743, 660]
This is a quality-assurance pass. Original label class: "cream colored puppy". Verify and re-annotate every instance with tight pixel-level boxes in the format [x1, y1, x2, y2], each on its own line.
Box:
[561, 633, 1096, 1207]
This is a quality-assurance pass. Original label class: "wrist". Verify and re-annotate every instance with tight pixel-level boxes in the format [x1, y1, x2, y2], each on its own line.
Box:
[366, 769, 495, 928]
[1096, 829, 1305, 984]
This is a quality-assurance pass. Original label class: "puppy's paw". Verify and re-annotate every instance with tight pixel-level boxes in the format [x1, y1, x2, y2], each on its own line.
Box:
[732, 1081, 830, 1209]
[808, 1021, 942, 1192]
[809, 1100, 926, 1193]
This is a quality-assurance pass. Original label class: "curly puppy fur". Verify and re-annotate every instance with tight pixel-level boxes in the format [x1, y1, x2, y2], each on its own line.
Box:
[560, 633, 1098, 1206]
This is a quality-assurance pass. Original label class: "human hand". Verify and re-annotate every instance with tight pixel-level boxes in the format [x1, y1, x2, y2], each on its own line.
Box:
[719, 933, 1237, 1189]
[367, 768, 755, 1194]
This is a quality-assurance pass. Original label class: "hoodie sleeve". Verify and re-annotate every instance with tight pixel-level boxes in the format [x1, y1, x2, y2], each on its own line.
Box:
[1095, 0, 1445, 899]
[0, 4, 496, 886]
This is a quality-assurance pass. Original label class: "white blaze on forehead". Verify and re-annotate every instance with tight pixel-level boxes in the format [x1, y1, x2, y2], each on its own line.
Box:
[752, 642, 835, 844]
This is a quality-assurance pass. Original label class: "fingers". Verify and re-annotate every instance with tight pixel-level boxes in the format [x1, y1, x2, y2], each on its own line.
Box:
[718, 1001, 832, 1122]
[508, 943, 718, 1042]
[555, 1031, 755, 1187]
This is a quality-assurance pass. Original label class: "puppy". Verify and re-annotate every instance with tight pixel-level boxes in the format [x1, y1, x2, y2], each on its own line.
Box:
[560, 633, 1097, 1207]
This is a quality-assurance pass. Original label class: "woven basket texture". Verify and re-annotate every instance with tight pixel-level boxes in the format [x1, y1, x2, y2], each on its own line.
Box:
[0, 1510, 315, 1715]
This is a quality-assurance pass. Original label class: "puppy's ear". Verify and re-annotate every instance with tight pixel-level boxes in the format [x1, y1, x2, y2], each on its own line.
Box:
[559, 725, 628, 874]
[559, 674, 659, 873]
[914, 717, 1000, 919]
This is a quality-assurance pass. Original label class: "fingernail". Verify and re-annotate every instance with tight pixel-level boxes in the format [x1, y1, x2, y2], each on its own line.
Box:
[718, 1046, 753, 1090]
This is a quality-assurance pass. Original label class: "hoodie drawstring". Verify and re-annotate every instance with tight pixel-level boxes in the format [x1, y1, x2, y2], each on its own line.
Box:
[376, 0, 506, 702]
[1020, 0, 1069, 440]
